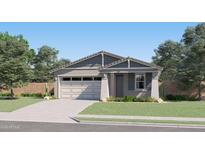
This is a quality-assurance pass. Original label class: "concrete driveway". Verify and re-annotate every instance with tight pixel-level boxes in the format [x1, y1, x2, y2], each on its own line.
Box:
[0, 99, 95, 123]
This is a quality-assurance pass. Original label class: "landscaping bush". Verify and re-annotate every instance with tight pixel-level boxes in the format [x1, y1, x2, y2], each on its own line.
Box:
[122, 96, 136, 102]
[134, 96, 157, 102]
[21, 93, 43, 98]
[165, 94, 197, 101]
[107, 96, 124, 102]
[107, 96, 157, 102]
[0, 92, 20, 99]
[0, 92, 11, 97]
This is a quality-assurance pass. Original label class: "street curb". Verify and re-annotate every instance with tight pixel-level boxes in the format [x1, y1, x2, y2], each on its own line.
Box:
[77, 114, 205, 122]
[77, 119, 205, 129]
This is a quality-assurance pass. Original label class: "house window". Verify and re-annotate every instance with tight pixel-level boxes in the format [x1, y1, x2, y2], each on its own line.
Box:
[63, 77, 71, 81]
[135, 73, 146, 90]
[72, 77, 82, 81]
[83, 77, 93, 81]
[94, 77, 102, 81]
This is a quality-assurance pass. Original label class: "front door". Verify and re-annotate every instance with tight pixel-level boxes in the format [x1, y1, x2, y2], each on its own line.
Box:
[116, 74, 124, 97]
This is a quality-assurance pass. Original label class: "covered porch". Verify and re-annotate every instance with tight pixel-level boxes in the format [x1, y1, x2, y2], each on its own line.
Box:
[100, 70, 160, 102]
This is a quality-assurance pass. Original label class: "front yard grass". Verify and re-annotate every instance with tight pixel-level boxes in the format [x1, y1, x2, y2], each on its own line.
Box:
[0, 97, 43, 112]
[80, 101, 205, 117]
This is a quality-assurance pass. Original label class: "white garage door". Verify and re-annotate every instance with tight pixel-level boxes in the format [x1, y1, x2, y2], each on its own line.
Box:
[60, 78, 101, 100]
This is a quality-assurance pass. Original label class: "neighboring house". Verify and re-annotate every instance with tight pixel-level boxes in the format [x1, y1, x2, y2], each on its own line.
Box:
[52, 51, 162, 101]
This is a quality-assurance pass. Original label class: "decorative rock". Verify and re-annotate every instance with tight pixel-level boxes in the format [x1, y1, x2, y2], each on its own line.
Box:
[44, 96, 50, 100]
[157, 98, 164, 103]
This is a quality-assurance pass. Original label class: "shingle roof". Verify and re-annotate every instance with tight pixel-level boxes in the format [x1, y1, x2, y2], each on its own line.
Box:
[50, 50, 124, 73]
[51, 50, 162, 73]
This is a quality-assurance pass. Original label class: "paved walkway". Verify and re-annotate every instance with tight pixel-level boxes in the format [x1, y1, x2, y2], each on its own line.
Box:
[77, 114, 205, 122]
[0, 99, 95, 123]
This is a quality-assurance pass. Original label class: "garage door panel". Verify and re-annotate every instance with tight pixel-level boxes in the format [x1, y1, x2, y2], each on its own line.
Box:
[60, 81, 101, 99]
[71, 89, 83, 92]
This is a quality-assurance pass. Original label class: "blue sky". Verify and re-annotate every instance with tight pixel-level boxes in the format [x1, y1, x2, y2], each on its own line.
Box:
[0, 22, 198, 62]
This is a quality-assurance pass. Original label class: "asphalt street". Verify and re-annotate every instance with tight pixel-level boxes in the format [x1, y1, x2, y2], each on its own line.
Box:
[0, 120, 205, 132]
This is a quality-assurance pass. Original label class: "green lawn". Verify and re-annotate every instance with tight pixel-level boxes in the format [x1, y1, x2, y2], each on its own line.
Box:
[80, 101, 205, 117]
[0, 97, 43, 112]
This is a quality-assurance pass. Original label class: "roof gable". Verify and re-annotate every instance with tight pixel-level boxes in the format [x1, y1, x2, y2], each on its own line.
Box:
[66, 50, 124, 68]
[51, 50, 162, 73]
[51, 50, 125, 72]
[104, 57, 160, 69]
[109, 61, 128, 68]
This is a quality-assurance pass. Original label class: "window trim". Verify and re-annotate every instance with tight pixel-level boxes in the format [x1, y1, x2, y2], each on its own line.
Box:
[62, 76, 102, 82]
[135, 73, 146, 91]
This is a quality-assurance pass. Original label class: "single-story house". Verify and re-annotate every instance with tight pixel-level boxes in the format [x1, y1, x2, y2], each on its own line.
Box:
[52, 51, 162, 101]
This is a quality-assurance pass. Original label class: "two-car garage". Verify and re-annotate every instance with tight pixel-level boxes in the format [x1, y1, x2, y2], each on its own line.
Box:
[60, 77, 101, 100]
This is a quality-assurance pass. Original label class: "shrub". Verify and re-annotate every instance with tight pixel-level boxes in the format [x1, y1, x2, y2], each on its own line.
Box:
[0, 92, 11, 97]
[107, 96, 116, 102]
[122, 96, 136, 102]
[107, 97, 124, 102]
[0, 92, 20, 99]
[107, 96, 157, 102]
[134, 96, 157, 102]
[21, 93, 43, 98]
[165, 94, 197, 101]
[114, 97, 124, 102]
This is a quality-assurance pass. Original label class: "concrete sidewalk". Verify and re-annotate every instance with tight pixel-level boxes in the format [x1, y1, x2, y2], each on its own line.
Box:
[77, 114, 205, 122]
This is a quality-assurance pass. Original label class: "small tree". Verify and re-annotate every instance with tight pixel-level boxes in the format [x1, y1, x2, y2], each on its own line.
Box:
[0, 33, 33, 97]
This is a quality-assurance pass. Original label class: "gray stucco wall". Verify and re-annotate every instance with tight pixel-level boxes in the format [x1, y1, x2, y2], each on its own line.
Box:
[108, 73, 152, 97]
[128, 73, 152, 90]
[146, 73, 152, 88]
[123, 73, 151, 97]
[108, 74, 111, 96]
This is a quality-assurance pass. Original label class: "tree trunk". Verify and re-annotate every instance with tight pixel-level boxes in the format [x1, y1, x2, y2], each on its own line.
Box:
[10, 88, 15, 98]
[198, 81, 202, 100]
[10, 81, 15, 98]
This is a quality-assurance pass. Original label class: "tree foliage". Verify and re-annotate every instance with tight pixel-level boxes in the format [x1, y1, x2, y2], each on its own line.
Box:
[179, 23, 205, 100]
[153, 23, 205, 100]
[0, 32, 33, 97]
[152, 40, 183, 81]
[33, 45, 70, 82]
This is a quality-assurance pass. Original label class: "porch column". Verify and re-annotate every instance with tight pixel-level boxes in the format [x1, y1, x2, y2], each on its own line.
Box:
[57, 76, 61, 99]
[54, 77, 58, 98]
[151, 72, 160, 100]
[100, 73, 109, 102]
